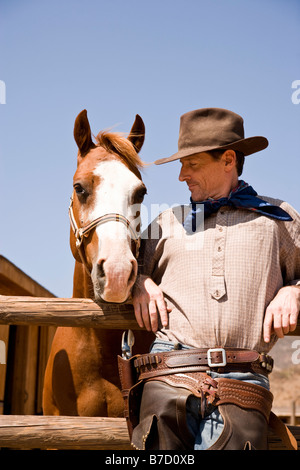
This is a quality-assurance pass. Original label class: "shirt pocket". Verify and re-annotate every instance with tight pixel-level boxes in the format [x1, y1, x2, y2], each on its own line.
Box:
[210, 275, 227, 300]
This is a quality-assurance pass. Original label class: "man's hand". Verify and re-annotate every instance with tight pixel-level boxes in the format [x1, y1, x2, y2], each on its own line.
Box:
[132, 275, 171, 332]
[263, 286, 300, 342]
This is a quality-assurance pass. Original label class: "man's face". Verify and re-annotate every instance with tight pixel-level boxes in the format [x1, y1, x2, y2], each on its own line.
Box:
[179, 152, 227, 201]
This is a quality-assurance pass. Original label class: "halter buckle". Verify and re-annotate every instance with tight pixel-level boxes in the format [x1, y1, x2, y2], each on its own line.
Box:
[75, 229, 84, 248]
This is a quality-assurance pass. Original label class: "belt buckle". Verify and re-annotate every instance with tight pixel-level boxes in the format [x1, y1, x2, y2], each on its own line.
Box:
[207, 348, 227, 367]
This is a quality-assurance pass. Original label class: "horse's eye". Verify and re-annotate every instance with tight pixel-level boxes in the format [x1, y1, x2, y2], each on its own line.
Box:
[132, 186, 147, 204]
[74, 183, 87, 197]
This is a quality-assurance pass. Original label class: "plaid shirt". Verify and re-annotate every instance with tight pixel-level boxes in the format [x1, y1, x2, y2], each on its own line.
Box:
[140, 196, 300, 353]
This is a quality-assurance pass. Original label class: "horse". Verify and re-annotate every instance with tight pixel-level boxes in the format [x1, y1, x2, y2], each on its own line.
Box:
[42, 110, 153, 417]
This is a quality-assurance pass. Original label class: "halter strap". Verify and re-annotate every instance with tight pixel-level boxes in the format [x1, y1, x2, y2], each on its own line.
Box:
[68, 194, 141, 273]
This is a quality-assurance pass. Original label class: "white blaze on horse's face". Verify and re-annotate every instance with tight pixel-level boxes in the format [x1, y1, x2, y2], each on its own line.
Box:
[81, 159, 144, 303]
[72, 110, 146, 302]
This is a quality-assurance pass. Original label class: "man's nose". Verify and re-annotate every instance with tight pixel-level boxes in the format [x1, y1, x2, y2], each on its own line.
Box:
[179, 167, 190, 181]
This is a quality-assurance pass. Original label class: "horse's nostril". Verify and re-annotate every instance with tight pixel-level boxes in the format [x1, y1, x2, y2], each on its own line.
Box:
[97, 260, 105, 278]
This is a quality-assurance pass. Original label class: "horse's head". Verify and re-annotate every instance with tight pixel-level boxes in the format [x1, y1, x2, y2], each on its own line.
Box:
[70, 110, 147, 303]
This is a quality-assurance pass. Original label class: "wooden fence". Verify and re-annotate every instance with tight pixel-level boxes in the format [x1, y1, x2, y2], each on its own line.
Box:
[0, 294, 299, 450]
[0, 415, 131, 449]
[0, 296, 138, 329]
[1, 295, 300, 334]
[0, 414, 296, 450]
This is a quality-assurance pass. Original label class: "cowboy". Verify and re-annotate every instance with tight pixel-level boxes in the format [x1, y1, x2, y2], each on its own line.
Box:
[120, 108, 300, 450]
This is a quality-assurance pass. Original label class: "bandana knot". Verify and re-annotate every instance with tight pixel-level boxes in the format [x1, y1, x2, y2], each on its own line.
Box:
[184, 181, 292, 232]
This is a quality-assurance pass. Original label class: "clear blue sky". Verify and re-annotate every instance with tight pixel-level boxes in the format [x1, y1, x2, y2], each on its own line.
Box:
[0, 0, 299, 298]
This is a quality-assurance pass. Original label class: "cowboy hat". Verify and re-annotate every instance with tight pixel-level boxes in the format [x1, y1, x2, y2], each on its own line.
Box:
[154, 108, 268, 165]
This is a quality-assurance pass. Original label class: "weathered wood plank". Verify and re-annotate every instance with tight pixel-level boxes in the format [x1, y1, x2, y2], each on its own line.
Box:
[0, 415, 131, 450]
[0, 255, 55, 297]
[0, 295, 299, 335]
[0, 296, 138, 329]
[0, 415, 298, 450]
[10, 325, 39, 414]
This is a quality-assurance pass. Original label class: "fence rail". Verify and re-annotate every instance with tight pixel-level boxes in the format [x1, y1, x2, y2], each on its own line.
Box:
[0, 415, 298, 450]
[0, 415, 131, 450]
[0, 295, 299, 334]
[0, 295, 138, 329]
[0, 294, 299, 451]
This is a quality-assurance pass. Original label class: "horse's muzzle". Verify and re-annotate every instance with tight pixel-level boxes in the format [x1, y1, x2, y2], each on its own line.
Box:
[92, 257, 137, 303]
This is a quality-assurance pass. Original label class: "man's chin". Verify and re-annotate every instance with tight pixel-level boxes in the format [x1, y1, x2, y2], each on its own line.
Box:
[189, 188, 202, 201]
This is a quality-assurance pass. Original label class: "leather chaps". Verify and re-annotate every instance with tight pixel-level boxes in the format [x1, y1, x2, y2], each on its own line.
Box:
[129, 377, 272, 450]
[118, 354, 297, 451]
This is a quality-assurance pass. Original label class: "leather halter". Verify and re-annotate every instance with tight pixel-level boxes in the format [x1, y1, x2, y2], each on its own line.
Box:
[68, 194, 141, 274]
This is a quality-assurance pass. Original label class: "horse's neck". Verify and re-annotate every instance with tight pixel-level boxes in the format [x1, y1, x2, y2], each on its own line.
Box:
[72, 261, 94, 298]
[72, 261, 154, 358]
[72, 261, 120, 348]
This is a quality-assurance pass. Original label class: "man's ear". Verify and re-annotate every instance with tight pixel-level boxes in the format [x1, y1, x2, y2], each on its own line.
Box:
[223, 150, 236, 171]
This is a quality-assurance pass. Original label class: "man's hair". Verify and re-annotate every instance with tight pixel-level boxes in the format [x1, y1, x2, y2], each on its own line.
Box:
[209, 149, 245, 176]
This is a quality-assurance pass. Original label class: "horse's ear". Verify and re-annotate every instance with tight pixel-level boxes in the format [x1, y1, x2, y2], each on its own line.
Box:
[74, 110, 95, 156]
[128, 114, 145, 153]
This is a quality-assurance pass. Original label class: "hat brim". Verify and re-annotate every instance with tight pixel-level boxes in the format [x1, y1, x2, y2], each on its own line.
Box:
[154, 136, 268, 165]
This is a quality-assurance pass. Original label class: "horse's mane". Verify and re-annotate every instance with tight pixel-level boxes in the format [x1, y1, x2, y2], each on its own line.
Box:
[95, 130, 144, 179]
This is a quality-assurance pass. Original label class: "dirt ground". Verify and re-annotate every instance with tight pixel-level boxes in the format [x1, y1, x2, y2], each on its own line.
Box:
[270, 367, 300, 408]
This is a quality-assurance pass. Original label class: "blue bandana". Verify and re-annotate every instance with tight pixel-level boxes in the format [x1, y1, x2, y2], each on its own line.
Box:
[184, 181, 292, 232]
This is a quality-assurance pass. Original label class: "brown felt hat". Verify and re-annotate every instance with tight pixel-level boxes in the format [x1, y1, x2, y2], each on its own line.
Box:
[155, 108, 268, 165]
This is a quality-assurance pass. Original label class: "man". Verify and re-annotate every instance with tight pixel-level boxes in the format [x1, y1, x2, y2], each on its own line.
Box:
[128, 108, 300, 450]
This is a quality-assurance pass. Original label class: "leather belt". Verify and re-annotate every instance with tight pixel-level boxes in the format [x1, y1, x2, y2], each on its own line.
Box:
[133, 347, 274, 379]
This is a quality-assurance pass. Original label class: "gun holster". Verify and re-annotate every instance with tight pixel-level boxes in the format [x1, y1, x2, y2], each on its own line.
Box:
[117, 355, 144, 440]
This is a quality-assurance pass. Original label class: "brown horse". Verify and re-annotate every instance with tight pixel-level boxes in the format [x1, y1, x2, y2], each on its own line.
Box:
[43, 110, 152, 417]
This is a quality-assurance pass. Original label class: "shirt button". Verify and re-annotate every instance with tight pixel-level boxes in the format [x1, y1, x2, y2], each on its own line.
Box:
[217, 246, 222, 252]
[219, 227, 223, 232]
[215, 290, 220, 297]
